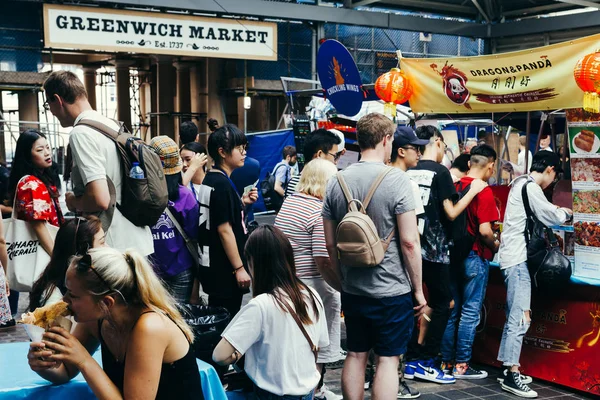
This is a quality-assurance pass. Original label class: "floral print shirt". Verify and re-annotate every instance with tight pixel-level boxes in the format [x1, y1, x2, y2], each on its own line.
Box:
[15, 175, 63, 227]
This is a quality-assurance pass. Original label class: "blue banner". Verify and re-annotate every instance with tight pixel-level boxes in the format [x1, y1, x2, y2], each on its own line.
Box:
[317, 40, 363, 117]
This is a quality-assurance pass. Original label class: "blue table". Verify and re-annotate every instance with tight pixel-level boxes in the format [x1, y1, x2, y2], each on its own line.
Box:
[0, 342, 227, 400]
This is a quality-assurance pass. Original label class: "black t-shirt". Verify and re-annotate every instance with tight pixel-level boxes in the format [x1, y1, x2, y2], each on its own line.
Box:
[407, 160, 458, 264]
[198, 171, 247, 299]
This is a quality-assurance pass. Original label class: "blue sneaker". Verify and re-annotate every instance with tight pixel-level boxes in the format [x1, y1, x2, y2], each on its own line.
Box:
[413, 359, 456, 384]
[404, 361, 417, 380]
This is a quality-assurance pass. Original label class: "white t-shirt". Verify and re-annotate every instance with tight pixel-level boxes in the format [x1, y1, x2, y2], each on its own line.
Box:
[70, 110, 154, 255]
[410, 179, 425, 216]
[222, 288, 329, 396]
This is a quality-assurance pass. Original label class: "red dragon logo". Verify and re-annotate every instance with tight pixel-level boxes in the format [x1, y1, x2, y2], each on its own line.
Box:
[431, 61, 472, 110]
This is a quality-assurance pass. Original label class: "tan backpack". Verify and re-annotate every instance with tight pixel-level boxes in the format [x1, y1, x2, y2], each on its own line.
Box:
[336, 168, 395, 268]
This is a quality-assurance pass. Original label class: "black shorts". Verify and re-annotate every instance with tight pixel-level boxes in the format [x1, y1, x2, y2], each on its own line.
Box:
[342, 291, 413, 357]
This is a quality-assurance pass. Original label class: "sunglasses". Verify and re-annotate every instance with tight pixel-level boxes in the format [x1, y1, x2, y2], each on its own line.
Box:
[77, 253, 128, 304]
[72, 217, 88, 254]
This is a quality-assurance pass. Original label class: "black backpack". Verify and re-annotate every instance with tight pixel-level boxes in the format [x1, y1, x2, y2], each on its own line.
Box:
[260, 163, 288, 211]
[450, 181, 476, 265]
[522, 181, 572, 293]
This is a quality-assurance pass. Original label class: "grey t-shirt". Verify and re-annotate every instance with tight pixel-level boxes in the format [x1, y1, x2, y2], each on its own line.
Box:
[322, 162, 415, 298]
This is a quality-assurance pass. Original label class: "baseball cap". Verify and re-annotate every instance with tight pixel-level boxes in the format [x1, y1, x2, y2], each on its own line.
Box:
[394, 126, 430, 148]
[328, 129, 345, 152]
[532, 151, 563, 174]
[150, 136, 183, 175]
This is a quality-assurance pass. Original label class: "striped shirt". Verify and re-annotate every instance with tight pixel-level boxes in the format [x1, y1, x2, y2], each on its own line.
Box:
[284, 175, 300, 198]
[274, 193, 329, 279]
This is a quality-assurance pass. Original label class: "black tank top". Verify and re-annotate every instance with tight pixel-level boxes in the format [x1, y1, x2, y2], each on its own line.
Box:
[98, 311, 204, 399]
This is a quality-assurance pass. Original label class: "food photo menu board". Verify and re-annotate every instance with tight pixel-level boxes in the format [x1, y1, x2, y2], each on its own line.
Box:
[566, 109, 600, 283]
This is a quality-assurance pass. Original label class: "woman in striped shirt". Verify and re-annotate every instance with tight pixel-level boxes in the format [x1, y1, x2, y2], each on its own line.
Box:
[274, 158, 342, 400]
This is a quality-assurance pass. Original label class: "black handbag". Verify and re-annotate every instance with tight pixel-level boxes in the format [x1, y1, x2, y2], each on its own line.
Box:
[521, 181, 572, 293]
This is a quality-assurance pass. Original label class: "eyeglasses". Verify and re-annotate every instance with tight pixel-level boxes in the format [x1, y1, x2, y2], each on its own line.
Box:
[77, 253, 128, 304]
[72, 217, 87, 254]
[234, 144, 248, 153]
[402, 145, 421, 154]
[328, 151, 343, 161]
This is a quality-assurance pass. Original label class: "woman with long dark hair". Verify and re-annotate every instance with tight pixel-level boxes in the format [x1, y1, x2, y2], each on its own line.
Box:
[29, 216, 105, 311]
[149, 136, 199, 303]
[213, 225, 328, 399]
[8, 129, 63, 256]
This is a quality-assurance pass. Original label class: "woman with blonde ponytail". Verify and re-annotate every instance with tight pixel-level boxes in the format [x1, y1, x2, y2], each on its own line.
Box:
[26, 247, 203, 399]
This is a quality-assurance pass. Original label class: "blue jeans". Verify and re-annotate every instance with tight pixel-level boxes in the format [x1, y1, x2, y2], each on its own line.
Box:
[253, 385, 313, 400]
[497, 262, 531, 367]
[441, 251, 489, 363]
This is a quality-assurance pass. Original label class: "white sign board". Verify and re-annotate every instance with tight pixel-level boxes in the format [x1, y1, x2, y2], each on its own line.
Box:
[43, 4, 277, 61]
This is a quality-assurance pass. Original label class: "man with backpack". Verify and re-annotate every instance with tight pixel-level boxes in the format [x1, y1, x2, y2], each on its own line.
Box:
[273, 145, 297, 197]
[405, 126, 486, 384]
[322, 113, 426, 399]
[496, 152, 572, 398]
[43, 71, 154, 255]
[440, 144, 500, 380]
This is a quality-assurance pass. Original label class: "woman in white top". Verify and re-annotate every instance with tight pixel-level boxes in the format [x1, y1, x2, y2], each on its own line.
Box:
[213, 225, 329, 399]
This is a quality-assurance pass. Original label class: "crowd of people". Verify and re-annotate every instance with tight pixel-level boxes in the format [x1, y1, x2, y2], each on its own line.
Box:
[0, 70, 574, 400]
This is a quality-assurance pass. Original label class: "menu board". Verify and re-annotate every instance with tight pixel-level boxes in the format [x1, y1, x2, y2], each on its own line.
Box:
[566, 109, 600, 282]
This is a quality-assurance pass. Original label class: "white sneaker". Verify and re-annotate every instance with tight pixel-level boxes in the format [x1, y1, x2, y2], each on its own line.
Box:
[314, 384, 342, 400]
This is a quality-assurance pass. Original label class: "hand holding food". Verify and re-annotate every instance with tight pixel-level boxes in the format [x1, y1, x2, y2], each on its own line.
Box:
[21, 301, 71, 331]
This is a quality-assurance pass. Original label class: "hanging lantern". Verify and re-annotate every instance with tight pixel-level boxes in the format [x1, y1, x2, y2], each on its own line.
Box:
[375, 68, 413, 117]
[574, 50, 600, 113]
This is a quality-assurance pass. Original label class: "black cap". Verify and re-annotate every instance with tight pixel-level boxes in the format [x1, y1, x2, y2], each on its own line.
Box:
[394, 126, 430, 148]
[532, 151, 563, 174]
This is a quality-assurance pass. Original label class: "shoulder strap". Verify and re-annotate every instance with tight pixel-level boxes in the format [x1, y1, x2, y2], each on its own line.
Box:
[165, 207, 200, 265]
[336, 172, 357, 212]
[363, 167, 394, 210]
[75, 119, 121, 141]
[521, 180, 535, 245]
[280, 298, 319, 363]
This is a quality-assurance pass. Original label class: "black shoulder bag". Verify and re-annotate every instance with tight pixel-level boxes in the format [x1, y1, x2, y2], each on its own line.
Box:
[521, 181, 571, 293]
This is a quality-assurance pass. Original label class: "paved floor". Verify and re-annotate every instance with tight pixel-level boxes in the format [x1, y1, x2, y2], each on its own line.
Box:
[2, 292, 595, 399]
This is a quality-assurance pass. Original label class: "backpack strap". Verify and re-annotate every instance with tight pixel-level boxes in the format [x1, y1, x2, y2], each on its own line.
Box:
[363, 167, 394, 210]
[75, 119, 130, 166]
[337, 167, 394, 213]
[279, 298, 319, 363]
[336, 172, 358, 212]
[521, 180, 536, 245]
[165, 208, 200, 267]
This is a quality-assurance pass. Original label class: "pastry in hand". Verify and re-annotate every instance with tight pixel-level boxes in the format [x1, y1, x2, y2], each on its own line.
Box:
[21, 301, 71, 330]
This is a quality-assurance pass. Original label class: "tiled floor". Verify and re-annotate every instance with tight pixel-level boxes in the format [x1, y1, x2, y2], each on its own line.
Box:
[2, 285, 596, 399]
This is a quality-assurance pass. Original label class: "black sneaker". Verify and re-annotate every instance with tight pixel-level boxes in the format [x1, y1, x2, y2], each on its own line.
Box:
[453, 363, 488, 379]
[364, 365, 374, 390]
[0, 319, 16, 331]
[501, 371, 538, 398]
[398, 380, 421, 399]
[497, 369, 533, 385]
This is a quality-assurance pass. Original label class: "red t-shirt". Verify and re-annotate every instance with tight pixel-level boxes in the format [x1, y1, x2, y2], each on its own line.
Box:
[456, 176, 500, 260]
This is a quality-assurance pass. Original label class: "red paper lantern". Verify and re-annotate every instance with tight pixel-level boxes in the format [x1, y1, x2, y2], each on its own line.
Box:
[375, 68, 413, 104]
[574, 51, 600, 113]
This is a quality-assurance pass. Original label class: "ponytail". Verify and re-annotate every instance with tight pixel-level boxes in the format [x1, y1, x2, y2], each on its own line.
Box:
[124, 250, 194, 342]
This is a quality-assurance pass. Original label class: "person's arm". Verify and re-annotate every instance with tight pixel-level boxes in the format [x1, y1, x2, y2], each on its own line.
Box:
[323, 219, 343, 291]
[273, 165, 287, 197]
[213, 338, 240, 366]
[66, 179, 111, 213]
[31, 220, 54, 256]
[528, 184, 572, 226]
[181, 153, 208, 186]
[442, 179, 487, 221]
[217, 222, 251, 287]
[314, 257, 341, 292]
[274, 181, 285, 197]
[479, 222, 500, 253]
[28, 322, 99, 384]
[397, 211, 426, 316]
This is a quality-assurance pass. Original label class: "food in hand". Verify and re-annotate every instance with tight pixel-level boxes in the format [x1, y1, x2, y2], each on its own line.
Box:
[20, 301, 71, 330]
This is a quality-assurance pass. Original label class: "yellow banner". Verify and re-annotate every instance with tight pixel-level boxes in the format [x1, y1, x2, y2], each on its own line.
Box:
[400, 33, 600, 114]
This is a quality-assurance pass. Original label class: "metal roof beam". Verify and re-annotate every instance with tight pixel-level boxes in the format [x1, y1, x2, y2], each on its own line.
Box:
[377, 0, 477, 15]
[491, 8, 600, 37]
[86, 0, 489, 37]
[554, 0, 600, 9]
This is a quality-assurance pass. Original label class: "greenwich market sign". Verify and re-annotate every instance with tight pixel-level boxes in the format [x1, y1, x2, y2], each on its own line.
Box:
[43, 4, 277, 61]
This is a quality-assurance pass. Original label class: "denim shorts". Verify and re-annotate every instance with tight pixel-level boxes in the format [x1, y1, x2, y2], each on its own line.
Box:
[342, 291, 413, 357]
